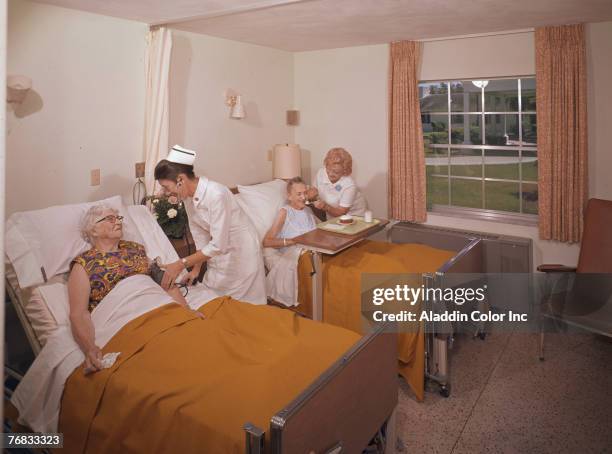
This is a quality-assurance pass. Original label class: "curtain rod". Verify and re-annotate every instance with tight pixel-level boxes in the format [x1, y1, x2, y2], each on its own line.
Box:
[152, 0, 315, 27]
[418, 28, 534, 43]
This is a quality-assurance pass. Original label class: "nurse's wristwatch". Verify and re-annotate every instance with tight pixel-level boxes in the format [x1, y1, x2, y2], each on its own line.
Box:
[181, 257, 189, 269]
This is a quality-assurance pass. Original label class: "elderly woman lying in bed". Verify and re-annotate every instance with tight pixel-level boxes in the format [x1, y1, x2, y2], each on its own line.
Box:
[68, 204, 196, 374]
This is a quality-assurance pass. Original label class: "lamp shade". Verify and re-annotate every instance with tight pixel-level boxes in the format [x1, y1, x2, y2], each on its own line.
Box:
[273, 144, 301, 179]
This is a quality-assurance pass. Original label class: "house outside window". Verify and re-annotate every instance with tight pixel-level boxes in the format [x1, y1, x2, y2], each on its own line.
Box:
[420, 77, 537, 224]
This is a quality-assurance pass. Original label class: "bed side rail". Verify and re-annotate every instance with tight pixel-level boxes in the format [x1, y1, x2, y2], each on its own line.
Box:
[268, 323, 398, 454]
[436, 238, 484, 275]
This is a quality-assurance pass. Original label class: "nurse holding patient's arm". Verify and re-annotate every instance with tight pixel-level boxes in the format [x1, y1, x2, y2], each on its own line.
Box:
[154, 145, 266, 306]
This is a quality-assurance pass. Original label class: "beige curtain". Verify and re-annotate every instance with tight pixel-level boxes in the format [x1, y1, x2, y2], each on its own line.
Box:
[388, 41, 426, 222]
[143, 26, 172, 195]
[536, 24, 588, 243]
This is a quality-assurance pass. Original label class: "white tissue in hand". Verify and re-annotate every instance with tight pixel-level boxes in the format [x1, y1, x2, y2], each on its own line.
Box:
[101, 352, 121, 369]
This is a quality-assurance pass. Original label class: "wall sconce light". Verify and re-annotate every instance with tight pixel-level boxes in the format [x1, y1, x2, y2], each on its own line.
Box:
[226, 93, 246, 119]
[7, 75, 32, 104]
[273, 143, 301, 179]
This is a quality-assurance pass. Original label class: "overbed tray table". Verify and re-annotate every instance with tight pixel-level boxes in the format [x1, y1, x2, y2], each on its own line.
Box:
[293, 217, 389, 321]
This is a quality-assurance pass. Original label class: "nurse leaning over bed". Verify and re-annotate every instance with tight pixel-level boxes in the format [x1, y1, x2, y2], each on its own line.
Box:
[68, 205, 191, 374]
[154, 145, 267, 306]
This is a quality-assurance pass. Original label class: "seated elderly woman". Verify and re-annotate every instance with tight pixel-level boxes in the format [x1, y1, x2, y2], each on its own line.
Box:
[307, 147, 367, 218]
[68, 205, 191, 374]
[262, 177, 317, 306]
[263, 177, 317, 249]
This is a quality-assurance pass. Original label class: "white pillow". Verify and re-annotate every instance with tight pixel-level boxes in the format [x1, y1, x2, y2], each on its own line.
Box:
[5, 196, 144, 288]
[235, 179, 288, 241]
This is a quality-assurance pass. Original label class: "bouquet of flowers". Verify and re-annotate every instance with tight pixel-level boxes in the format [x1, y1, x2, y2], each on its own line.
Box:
[145, 194, 188, 239]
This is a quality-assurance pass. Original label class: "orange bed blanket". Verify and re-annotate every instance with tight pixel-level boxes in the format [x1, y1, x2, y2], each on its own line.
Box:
[304, 240, 455, 401]
[59, 297, 360, 453]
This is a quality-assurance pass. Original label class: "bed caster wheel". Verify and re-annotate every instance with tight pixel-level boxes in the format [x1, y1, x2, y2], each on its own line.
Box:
[439, 387, 450, 398]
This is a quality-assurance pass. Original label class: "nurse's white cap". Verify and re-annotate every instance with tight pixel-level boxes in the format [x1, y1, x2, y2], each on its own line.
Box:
[167, 145, 196, 166]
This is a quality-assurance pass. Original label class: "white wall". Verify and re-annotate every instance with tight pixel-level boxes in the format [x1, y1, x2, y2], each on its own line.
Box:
[6, 0, 147, 215]
[294, 44, 389, 216]
[169, 30, 294, 187]
[295, 26, 612, 266]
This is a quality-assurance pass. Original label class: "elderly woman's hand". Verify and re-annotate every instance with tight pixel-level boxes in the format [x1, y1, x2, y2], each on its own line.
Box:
[306, 187, 319, 201]
[83, 346, 103, 375]
[160, 260, 185, 290]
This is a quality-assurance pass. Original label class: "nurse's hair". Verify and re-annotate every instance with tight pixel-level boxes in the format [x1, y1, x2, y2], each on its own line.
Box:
[154, 159, 196, 182]
[80, 204, 118, 244]
[323, 147, 352, 176]
[286, 177, 305, 194]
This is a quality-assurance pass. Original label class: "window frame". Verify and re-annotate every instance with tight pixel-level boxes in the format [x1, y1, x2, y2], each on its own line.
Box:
[420, 76, 538, 226]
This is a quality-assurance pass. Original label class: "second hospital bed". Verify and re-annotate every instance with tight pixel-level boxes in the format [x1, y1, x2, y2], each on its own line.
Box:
[233, 180, 484, 399]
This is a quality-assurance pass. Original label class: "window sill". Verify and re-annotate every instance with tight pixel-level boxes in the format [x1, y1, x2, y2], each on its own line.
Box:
[428, 205, 539, 227]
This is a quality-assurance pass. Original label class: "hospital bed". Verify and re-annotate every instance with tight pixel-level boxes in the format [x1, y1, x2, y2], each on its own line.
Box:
[4, 195, 398, 453]
[233, 180, 484, 399]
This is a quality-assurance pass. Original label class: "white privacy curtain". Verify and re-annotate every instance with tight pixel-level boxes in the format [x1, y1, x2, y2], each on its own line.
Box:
[143, 26, 172, 195]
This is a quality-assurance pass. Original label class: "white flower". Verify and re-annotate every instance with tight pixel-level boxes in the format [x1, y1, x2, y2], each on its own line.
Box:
[152, 199, 159, 204]
[167, 208, 178, 219]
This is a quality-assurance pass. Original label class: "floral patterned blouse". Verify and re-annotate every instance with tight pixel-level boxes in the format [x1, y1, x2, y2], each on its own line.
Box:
[71, 240, 149, 312]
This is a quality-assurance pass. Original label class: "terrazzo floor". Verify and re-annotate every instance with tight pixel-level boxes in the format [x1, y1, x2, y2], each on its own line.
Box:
[396, 331, 612, 453]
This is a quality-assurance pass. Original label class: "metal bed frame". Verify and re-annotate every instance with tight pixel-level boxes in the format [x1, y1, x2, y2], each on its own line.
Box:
[389, 224, 485, 398]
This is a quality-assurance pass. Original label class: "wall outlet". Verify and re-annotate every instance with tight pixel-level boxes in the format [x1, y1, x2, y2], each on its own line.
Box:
[135, 162, 145, 178]
[90, 169, 101, 186]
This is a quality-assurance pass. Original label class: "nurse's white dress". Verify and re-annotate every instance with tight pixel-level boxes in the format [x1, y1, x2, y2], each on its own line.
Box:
[313, 168, 367, 216]
[184, 177, 266, 305]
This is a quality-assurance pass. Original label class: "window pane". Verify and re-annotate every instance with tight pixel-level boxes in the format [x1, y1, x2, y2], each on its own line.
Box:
[484, 149, 519, 180]
[485, 181, 520, 212]
[522, 114, 537, 145]
[484, 79, 519, 112]
[451, 149, 482, 178]
[419, 82, 448, 113]
[521, 78, 536, 112]
[450, 81, 481, 112]
[450, 178, 482, 209]
[485, 114, 519, 145]
[522, 150, 538, 182]
[422, 114, 449, 144]
[426, 146, 449, 175]
[450, 114, 481, 144]
[427, 175, 449, 206]
[522, 183, 539, 214]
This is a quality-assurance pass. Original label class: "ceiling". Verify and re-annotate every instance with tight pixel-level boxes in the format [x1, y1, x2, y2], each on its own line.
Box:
[33, 0, 612, 51]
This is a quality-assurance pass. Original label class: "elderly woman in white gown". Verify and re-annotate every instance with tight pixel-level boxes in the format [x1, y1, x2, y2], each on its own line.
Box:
[263, 177, 317, 306]
[154, 145, 267, 306]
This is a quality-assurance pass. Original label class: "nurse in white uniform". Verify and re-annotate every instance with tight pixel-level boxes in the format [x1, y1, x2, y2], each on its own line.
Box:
[154, 145, 266, 305]
[309, 147, 367, 217]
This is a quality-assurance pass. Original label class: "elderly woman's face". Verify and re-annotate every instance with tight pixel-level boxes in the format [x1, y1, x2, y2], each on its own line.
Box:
[92, 209, 123, 242]
[287, 183, 307, 210]
[325, 163, 344, 183]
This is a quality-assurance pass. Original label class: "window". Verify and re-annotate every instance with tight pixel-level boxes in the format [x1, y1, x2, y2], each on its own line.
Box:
[420, 78, 538, 221]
